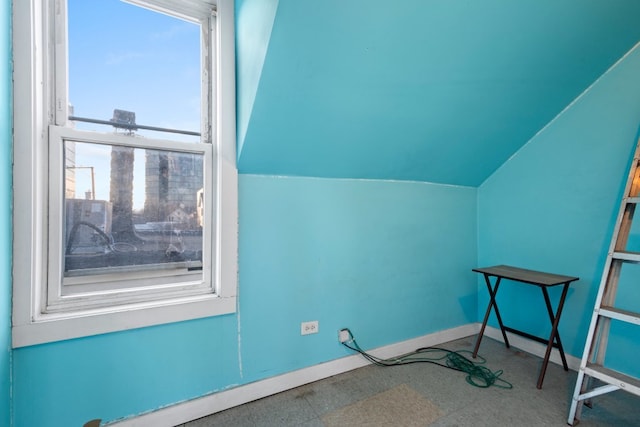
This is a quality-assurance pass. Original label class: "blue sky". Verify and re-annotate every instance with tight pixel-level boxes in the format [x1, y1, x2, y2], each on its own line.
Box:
[68, 0, 202, 208]
[69, 0, 201, 132]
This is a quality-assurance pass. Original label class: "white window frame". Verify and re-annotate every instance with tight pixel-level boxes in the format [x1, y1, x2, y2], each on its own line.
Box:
[12, 0, 238, 348]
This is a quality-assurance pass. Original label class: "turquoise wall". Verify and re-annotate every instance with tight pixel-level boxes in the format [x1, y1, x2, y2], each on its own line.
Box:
[0, 0, 11, 426]
[12, 316, 241, 426]
[238, 176, 478, 368]
[235, 0, 279, 155]
[478, 44, 640, 375]
[237, 0, 640, 186]
[12, 175, 477, 426]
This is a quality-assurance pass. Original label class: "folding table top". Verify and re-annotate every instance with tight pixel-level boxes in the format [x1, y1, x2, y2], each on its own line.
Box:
[472, 265, 579, 287]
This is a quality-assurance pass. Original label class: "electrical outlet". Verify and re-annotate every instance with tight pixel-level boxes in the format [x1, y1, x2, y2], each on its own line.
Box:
[339, 328, 350, 343]
[301, 320, 319, 335]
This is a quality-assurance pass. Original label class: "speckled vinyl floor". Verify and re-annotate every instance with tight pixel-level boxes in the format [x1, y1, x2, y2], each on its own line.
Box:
[178, 337, 640, 427]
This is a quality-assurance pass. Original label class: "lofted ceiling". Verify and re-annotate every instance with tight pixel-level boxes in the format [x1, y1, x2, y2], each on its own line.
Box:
[236, 0, 640, 186]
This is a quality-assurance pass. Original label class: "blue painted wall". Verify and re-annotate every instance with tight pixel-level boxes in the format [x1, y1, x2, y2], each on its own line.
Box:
[12, 175, 477, 426]
[238, 175, 478, 374]
[235, 0, 279, 155]
[478, 44, 640, 374]
[238, 0, 640, 186]
[12, 316, 241, 426]
[0, 1, 12, 426]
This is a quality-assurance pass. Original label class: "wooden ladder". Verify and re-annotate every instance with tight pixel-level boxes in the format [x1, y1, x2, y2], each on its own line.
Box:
[567, 138, 640, 425]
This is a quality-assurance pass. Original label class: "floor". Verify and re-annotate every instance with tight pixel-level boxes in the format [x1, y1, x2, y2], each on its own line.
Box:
[179, 336, 640, 427]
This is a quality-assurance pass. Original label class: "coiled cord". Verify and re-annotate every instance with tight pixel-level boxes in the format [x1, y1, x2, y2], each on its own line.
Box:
[340, 328, 512, 389]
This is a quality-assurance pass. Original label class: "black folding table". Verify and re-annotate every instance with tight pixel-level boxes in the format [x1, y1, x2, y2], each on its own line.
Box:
[472, 265, 579, 389]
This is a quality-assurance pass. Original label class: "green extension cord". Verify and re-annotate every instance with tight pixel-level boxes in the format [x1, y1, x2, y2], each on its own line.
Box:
[340, 328, 512, 389]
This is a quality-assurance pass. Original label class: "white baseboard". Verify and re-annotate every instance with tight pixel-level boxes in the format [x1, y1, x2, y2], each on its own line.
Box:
[108, 322, 581, 426]
[108, 323, 479, 426]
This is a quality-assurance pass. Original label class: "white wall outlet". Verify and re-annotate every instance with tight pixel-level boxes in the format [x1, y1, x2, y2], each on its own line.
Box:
[301, 320, 319, 335]
[338, 328, 350, 343]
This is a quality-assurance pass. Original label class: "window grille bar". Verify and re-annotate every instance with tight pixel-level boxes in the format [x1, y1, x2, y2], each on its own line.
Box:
[68, 115, 201, 137]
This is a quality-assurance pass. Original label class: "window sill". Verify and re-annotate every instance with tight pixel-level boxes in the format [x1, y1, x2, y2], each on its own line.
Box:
[12, 294, 236, 348]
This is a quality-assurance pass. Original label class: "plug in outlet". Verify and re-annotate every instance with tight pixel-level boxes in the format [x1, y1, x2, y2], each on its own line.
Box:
[301, 320, 319, 335]
[338, 328, 351, 343]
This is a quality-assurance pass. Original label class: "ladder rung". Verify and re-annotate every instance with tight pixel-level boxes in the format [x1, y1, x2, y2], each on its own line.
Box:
[583, 364, 640, 397]
[576, 383, 620, 402]
[599, 306, 640, 325]
[611, 251, 640, 262]
[625, 197, 640, 204]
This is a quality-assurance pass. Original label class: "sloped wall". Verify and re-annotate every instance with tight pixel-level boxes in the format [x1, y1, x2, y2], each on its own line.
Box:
[478, 43, 640, 374]
[237, 0, 640, 186]
[235, 0, 279, 155]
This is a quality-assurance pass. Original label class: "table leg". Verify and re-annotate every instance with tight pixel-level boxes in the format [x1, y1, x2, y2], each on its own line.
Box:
[542, 286, 569, 371]
[537, 282, 570, 389]
[473, 275, 510, 358]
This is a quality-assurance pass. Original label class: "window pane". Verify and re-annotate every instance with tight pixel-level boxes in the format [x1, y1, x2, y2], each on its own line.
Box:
[67, 0, 201, 141]
[64, 141, 204, 277]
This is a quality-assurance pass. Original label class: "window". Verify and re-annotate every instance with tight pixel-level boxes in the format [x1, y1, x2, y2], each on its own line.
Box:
[12, 0, 237, 347]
